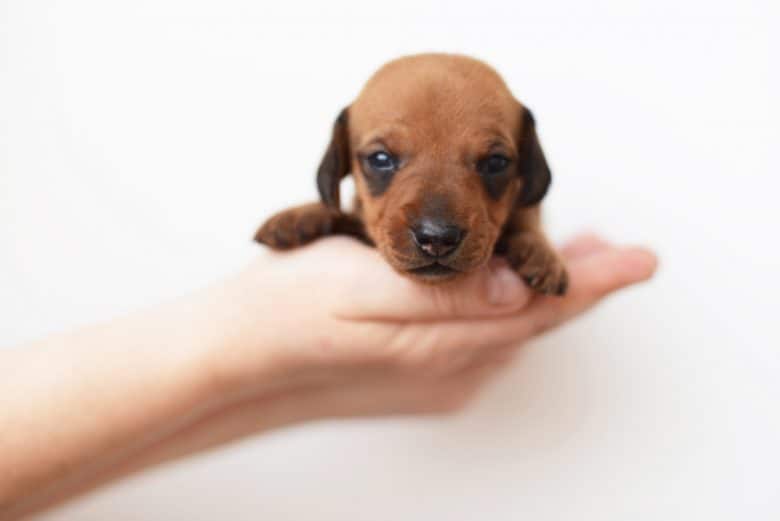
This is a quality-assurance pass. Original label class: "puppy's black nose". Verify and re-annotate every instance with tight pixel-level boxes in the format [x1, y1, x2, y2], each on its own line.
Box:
[411, 219, 464, 258]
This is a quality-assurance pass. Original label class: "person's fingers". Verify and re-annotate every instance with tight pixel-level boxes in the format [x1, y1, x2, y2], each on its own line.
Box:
[560, 233, 612, 260]
[383, 314, 538, 375]
[332, 233, 621, 321]
[526, 245, 658, 334]
[372, 244, 656, 373]
[281, 236, 649, 326]
[334, 250, 533, 321]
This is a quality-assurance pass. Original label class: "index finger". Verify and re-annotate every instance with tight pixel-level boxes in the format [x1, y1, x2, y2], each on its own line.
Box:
[332, 248, 533, 321]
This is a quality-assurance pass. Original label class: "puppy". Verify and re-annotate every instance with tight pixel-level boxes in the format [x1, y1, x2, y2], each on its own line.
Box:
[255, 53, 568, 295]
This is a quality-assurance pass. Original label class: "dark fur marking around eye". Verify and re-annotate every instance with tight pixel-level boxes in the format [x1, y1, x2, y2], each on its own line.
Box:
[482, 172, 510, 200]
[477, 155, 512, 200]
[360, 161, 395, 196]
[361, 170, 394, 196]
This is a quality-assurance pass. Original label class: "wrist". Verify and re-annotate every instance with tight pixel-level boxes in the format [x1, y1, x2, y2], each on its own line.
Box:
[187, 267, 312, 404]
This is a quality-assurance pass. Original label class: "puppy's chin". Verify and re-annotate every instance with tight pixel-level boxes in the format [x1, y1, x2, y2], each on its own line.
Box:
[379, 249, 458, 284]
[381, 248, 489, 284]
[406, 262, 462, 283]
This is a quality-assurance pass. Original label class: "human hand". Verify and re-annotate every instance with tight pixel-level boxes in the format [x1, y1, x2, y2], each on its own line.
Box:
[199, 233, 657, 427]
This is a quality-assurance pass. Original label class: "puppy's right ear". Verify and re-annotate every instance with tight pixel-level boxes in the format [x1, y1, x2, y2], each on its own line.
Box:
[316, 107, 351, 211]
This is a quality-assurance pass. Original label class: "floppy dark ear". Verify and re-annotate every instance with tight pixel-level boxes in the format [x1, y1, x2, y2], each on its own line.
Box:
[516, 108, 552, 207]
[316, 107, 351, 211]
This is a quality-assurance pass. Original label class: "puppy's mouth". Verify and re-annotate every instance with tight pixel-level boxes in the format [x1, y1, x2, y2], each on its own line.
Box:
[407, 262, 459, 280]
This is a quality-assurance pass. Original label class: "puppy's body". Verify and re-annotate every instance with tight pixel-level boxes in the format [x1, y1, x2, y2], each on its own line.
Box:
[256, 54, 567, 295]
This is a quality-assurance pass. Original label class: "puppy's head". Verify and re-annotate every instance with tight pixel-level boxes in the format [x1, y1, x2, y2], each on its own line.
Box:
[318, 54, 551, 281]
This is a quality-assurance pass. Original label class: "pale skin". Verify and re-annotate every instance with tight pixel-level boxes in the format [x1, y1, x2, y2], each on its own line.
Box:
[0, 234, 657, 520]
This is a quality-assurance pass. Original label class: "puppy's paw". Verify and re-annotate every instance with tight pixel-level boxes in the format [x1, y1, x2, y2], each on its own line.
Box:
[254, 203, 335, 250]
[505, 234, 569, 296]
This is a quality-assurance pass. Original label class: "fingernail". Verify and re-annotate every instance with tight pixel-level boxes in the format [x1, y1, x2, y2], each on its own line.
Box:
[487, 264, 525, 305]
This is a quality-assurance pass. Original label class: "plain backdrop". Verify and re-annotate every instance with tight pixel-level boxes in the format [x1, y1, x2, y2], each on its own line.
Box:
[2, 0, 779, 519]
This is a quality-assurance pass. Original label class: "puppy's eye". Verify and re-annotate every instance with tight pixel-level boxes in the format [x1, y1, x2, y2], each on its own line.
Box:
[478, 154, 511, 176]
[365, 151, 398, 174]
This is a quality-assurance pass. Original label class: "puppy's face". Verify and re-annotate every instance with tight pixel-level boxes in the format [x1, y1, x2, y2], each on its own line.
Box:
[318, 55, 551, 282]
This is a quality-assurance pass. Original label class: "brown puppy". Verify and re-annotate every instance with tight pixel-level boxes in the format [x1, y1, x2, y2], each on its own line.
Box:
[255, 54, 568, 295]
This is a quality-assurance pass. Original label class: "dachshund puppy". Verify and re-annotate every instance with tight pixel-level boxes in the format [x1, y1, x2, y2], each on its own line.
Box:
[255, 53, 568, 295]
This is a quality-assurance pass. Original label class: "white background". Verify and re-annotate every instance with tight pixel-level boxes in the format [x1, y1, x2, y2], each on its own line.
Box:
[2, 0, 779, 519]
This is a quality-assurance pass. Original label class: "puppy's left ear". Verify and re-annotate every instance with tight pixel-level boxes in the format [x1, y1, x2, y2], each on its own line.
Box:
[316, 107, 351, 211]
[516, 108, 552, 207]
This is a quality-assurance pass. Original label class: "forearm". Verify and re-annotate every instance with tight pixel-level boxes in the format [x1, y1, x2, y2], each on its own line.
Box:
[0, 283, 280, 517]
[49, 382, 330, 501]
[0, 384, 323, 521]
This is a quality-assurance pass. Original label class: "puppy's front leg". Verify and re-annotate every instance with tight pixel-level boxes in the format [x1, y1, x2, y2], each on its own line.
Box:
[254, 202, 367, 250]
[498, 207, 568, 296]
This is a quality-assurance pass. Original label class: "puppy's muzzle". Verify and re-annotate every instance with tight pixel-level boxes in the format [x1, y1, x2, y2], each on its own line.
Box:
[411, 218, 465, 258]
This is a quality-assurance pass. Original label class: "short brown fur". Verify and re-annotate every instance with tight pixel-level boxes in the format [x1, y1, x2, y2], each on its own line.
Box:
[254, 54, 567, 295]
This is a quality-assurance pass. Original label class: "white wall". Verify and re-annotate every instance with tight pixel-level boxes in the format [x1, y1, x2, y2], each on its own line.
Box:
[2, 1, 779, 519]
